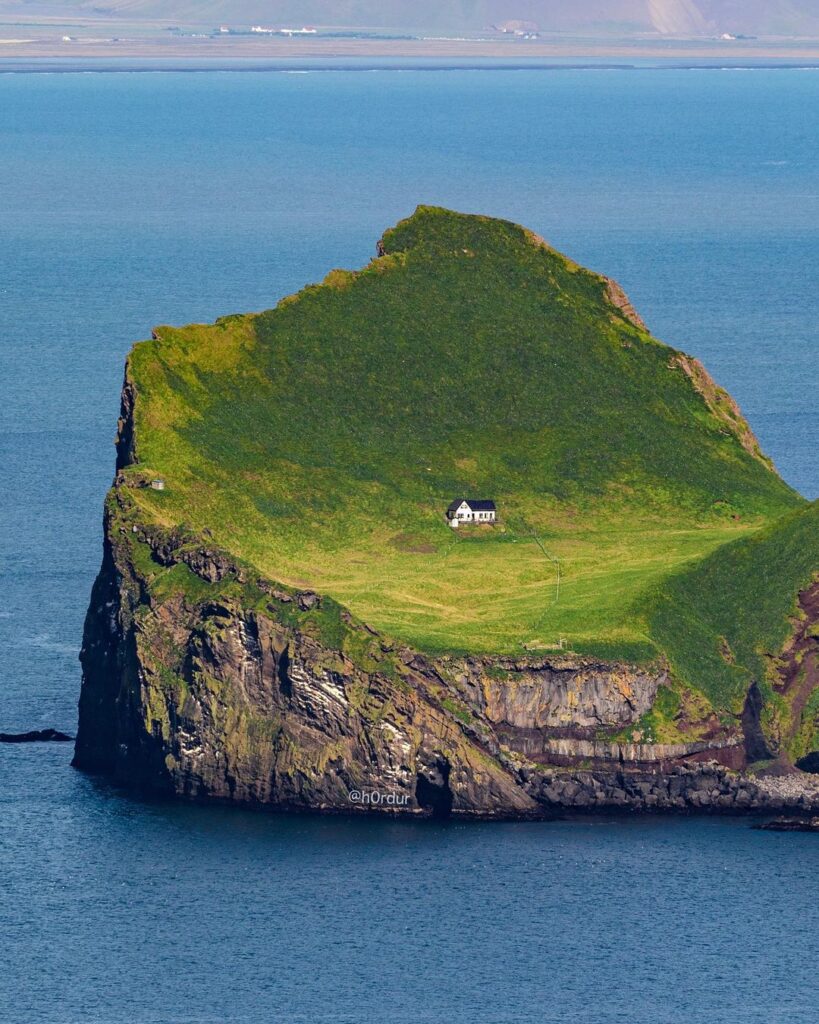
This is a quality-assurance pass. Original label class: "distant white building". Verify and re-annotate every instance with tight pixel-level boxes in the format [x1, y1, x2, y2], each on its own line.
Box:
[446, 498, 497, 528]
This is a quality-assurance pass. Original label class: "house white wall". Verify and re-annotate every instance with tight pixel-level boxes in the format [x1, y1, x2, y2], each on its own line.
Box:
[452, 501, 496, 523]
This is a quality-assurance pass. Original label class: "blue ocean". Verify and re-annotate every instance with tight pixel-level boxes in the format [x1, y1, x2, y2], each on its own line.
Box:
[1, 66, 818, 1023]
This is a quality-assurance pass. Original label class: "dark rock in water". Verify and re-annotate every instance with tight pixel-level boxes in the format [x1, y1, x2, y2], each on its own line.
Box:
[757, 816, 819, 832]
[0, 728, 74, 743]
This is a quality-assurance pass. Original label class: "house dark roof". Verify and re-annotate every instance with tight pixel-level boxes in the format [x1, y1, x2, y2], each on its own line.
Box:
[447, 498, 496, 513]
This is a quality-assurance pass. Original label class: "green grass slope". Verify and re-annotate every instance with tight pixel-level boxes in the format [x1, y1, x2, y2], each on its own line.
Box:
[647, 500, 819, 711]
[123, 206, 807, 667]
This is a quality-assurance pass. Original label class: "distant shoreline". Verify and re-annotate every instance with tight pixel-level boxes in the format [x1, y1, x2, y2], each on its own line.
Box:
[1, 55, 818, 74]
[0, 33, 818, 70]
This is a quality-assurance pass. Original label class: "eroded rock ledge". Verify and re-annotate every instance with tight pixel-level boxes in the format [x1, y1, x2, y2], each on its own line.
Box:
[72, 492, 819, 819]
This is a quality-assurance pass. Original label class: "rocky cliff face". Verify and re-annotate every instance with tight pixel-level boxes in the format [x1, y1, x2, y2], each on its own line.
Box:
[74, 483, 819, 818]
[74, 492, 540, 818]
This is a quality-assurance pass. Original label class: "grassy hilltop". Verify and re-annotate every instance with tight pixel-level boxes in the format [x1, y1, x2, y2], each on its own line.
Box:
[121, 207, 816, 711]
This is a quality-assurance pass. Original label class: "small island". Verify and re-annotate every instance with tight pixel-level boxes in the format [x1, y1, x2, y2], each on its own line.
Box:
[73, 207, 819, 818]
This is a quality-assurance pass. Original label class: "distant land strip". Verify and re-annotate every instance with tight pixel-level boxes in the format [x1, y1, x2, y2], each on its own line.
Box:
[0, 34, 818, 65]
[1, 56, 819, 74]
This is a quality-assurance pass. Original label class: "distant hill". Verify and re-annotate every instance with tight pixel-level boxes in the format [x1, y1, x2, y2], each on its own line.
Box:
[4, 0, 819, 36]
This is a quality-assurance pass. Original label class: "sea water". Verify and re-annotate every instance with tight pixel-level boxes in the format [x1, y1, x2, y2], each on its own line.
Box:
[0, 67, 817, 1022]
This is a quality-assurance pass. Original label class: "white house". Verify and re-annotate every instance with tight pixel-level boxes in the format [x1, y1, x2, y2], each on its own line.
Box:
[446, 498, 497, 528]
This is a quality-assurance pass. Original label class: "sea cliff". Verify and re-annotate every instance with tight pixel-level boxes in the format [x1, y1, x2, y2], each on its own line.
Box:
[74, 483, 819, 818]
